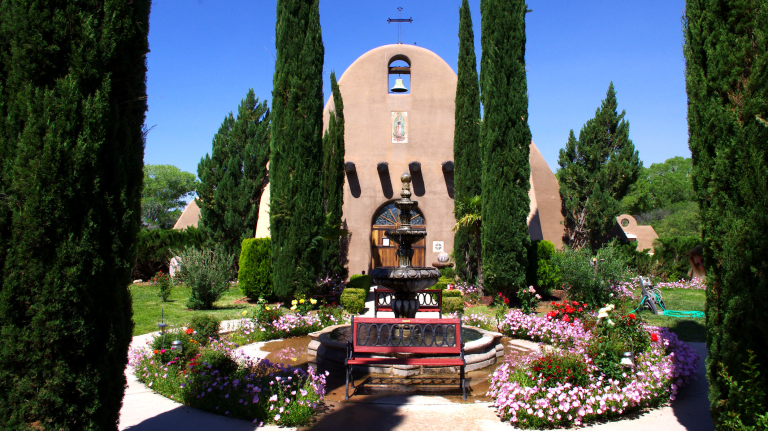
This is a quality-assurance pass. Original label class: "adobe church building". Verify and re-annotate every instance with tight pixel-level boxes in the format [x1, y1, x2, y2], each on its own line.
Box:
[253, 44, 566, 277]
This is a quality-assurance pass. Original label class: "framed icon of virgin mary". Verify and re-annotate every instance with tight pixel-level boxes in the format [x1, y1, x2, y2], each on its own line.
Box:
[391, 111, 408, 143]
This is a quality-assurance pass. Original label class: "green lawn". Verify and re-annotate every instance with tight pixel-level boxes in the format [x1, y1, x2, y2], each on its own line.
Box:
[632, 287, 706, 342]
[130, 282, 253, 336]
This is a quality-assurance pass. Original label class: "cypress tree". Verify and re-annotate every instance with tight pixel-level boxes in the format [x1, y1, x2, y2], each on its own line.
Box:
[0, 1, 150, 428]
[453, 0, 482, 284]
[321, 72, 348, 280]
[557, 83, 641, 250]
[684, 2, 768, 426]
[270, 0, 325, 299]
[198, 89, 270, 267]
[479, 0, 531, 296]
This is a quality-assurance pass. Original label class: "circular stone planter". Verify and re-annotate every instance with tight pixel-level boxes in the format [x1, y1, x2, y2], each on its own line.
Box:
[307, 324, 504, 377]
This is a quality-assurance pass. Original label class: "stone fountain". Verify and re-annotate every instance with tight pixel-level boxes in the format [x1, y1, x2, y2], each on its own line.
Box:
[370, 172, 441, 318]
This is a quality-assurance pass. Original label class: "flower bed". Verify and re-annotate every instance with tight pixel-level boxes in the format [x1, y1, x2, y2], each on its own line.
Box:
[130, 304, 347, 426]
[619, 277, 706, 291]
[487, 309, 700, 428]
[129, 336, 327, 426]
[229, 302, 347, 345]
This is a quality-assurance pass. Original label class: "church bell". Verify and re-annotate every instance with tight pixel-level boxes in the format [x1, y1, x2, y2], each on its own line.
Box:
[390, 78, 408, 93]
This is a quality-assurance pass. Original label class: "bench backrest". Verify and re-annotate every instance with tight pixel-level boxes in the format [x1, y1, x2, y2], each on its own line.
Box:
[350, 317, 462, 355]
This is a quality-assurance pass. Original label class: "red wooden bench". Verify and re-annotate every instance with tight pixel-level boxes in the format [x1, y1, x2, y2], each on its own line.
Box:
[373, 288, 443, 318]
[345, 316, 466, 400]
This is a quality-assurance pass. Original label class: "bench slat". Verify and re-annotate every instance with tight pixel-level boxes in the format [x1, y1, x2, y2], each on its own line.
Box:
[347, 358, 465, 366]
[352, 345, 461, 354]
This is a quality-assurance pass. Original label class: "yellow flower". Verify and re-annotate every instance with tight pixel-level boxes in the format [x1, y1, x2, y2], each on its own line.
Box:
[240, 310, 248, 317]
[291, 305, 297, 310]
[265, 306, 270, 311]
[299, 299, 305, 304]
[291, 300, 298, 305]
[310, 298, 317, 305]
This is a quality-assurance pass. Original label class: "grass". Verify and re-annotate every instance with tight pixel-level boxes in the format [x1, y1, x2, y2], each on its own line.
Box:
[130, 282, 253, 336]
[631, 287, 706, 342]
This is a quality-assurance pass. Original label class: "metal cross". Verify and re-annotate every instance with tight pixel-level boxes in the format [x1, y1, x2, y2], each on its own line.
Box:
[387, 7, 413, 44]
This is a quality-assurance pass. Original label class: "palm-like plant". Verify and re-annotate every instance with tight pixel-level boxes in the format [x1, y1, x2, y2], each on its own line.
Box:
[453, 195, 483, 291]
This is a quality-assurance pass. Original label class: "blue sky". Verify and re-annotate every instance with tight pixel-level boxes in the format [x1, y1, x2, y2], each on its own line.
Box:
[144, 0, 688, 178]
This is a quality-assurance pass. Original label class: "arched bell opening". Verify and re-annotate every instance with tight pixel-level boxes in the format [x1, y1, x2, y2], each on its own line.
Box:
[370, 201, 425, 269]
[388, 54, 411, 94]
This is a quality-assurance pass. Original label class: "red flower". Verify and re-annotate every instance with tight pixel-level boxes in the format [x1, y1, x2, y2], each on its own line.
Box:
[498, 292, 502, 297]
[562, 315, 570, 323]
[628, 314, 636, 320]
[185, 328, 194, 335]
[651, 333, 659, 342]
[503, 297, 509, 304]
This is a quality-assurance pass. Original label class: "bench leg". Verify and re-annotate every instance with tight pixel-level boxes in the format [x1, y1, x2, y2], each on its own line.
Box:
[345, 365, 352, 400]
[460, 365, 466, 401]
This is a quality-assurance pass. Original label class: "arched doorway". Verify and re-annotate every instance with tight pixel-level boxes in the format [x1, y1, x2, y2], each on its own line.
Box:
[371, 202, 425, 268]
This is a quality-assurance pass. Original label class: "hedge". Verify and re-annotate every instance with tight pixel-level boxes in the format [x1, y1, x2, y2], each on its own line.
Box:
[443, 297, 465, 315]
[133, 227, 206, 279]
[340, 288, 367, 315]
[346, 274, 371, 291]
[238, 238, 273, 300]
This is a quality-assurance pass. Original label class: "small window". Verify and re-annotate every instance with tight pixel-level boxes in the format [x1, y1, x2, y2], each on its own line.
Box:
[388, 55, 411, 94]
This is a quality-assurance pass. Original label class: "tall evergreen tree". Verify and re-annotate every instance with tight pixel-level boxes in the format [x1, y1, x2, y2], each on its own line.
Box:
[684, 2, 768, 426]
[453, 0, 482, 284]
[479, 0, 531, 296]
[198, 89, 270, 267]
[270, 0, 325, 299]
[557, 83, 641, 250]
[0, 1, 150, 428]
[321, 72, 347, 280]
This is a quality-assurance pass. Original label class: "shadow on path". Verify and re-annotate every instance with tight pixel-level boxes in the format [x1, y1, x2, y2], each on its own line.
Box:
[670, 342, 713, 430]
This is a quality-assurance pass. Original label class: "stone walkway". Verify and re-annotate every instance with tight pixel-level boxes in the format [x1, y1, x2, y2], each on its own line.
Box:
[119, 289, 714, 431]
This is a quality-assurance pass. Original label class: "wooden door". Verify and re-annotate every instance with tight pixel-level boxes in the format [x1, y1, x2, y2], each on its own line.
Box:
[371, 203, 425, 268]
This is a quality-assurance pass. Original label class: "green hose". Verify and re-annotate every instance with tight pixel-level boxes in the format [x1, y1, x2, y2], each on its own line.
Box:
[632, 292, 705, 319]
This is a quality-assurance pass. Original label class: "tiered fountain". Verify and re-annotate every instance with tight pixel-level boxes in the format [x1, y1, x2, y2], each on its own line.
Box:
[307, 172, 503, 375]
[370, 172, 441, 318]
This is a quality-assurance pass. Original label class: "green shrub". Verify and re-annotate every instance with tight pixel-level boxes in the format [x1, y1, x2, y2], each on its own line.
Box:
[443, 297, 465, 315]
[189, 315, 222, 346]
[552, 244, 630, 307]
[133, 227, 207, 279]
[340, 288, 366, 314]
[430, 276, 454, 290]
[527, 240, 561, 295]
[346, 274, 371, 291]
[443, 290, 462, 298]
[439, 266, 456, 279]
[175, 246, 234, 310]
[154, 271, 172, 302]
[238, 238, 273, 300]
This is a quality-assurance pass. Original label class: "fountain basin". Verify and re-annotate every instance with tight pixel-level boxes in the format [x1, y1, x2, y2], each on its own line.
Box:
[370, 267, 441, 292]
[307, 324, 504, 376]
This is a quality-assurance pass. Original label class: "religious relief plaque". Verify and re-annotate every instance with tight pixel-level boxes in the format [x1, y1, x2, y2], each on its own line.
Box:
[391, 111, 408, 143]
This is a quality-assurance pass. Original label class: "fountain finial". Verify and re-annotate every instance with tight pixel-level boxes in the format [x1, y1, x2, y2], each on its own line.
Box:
[400, 172, 412, 200]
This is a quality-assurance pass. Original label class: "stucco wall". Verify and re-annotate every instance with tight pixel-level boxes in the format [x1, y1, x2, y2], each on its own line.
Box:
[325, 45, 458, 276]
[250, 44, 567, 277]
